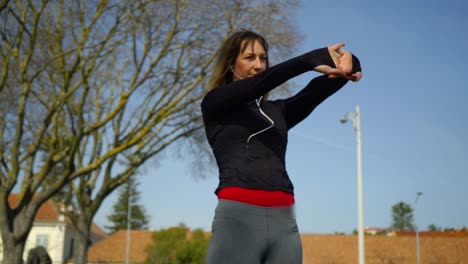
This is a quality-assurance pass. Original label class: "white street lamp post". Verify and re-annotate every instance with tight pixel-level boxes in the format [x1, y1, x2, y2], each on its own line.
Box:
[341, 105, 365, 264]
[125, 180, 132, 264]
[415, 192, 423, 264]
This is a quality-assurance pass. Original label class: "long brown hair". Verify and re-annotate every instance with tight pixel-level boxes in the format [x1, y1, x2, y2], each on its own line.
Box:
[209, 30, 269, 90]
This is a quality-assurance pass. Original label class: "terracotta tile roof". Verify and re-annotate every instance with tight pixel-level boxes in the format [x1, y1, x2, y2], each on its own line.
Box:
[8, 194, 107, 238]
[8, 194, 61, 222]
[87, 230, 153, 263]
[90, 223, 108, 238]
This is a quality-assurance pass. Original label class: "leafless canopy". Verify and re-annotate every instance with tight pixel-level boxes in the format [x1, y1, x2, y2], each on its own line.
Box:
[0, 1, 301, 263]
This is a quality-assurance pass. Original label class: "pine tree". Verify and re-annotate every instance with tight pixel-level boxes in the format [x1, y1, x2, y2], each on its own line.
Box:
[105, 176, 150, 233]
[391, 201, 415, 231]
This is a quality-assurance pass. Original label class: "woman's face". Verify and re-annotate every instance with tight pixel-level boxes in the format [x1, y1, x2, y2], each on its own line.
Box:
[232, 40, 267, 80]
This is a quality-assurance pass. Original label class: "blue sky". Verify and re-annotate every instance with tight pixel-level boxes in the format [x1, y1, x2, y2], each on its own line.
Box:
[95, 0, 468, 234]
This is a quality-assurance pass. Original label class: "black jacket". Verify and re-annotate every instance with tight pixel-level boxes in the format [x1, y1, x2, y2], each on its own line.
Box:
[201, 47, 360, 194]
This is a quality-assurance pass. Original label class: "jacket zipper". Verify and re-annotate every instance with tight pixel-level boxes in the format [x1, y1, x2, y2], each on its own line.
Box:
[246, 96, 275, 145]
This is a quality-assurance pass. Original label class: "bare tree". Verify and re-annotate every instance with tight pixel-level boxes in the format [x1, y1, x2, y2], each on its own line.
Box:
[0, 1, 301, 263]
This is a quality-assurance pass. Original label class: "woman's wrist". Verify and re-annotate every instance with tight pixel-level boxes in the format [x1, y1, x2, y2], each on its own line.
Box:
[351, 54, 362, 74]
[305, 47, 336, 70]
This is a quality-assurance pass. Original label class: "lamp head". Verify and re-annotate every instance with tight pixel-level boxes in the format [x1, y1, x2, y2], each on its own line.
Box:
[340, 116, 348, 124]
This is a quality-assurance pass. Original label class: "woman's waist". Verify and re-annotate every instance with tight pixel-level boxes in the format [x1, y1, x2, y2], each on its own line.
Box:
[217, 186, 294, 207]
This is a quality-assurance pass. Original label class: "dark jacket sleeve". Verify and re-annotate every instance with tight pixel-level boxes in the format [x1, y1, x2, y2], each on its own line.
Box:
[201, 47, 336, 120]
[283, 54, 362, 129]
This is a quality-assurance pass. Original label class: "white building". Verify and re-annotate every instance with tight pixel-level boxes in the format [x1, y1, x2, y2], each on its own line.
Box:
[1, 194, 107, 264]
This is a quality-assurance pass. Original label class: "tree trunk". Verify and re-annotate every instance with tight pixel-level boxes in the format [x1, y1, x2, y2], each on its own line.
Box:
[1, 234, 26, 264]
[0, 195, 36, 264]
[73, 217, 92, 264]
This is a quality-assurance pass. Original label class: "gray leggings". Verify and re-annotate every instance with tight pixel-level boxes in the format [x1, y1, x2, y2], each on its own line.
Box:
[205, 199, 302, 264]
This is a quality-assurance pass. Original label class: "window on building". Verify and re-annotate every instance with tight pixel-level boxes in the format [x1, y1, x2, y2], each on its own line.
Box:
[68, 238, 74, 258]
[36, 234, 49, 249]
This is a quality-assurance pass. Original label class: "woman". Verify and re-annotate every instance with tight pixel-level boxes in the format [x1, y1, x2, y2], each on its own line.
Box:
[26, 246, 52, 264]
[201, 30, 361, 264]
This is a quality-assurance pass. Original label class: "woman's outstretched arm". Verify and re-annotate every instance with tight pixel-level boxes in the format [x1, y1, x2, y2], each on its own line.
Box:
[283, 53, 362, 129]
[201, 47, 346, 120]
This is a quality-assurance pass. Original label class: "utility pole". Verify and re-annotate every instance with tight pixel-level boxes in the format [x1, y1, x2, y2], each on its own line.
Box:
[415, 192, 423, 264]
[340, 105, 365, 264]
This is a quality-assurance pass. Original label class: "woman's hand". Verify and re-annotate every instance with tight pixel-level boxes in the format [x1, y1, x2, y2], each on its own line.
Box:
[329, 43, 352, 73]
[315, 43, 362, 82]
[314, 64, 347, 78]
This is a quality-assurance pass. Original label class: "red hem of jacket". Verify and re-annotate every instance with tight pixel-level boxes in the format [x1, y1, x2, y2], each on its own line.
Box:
[217, 186, 294, 207]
